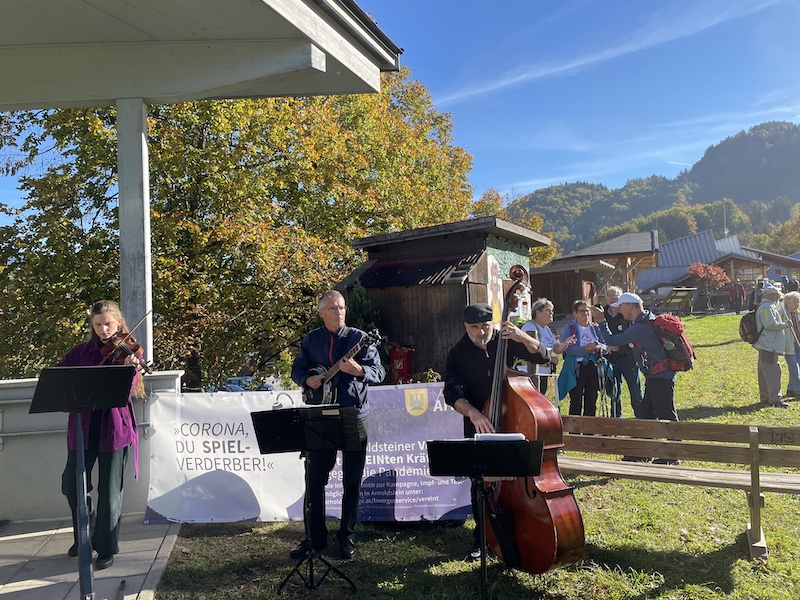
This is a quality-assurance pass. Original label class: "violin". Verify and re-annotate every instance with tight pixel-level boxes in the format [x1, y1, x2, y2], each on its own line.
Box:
[99, 331, 153, 374]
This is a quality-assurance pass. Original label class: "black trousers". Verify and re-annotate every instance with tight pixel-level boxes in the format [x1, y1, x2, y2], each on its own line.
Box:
[568, 361, 599, 416]
[303, 421, 367, 550]
[61, 414, 129, 557]
[640, 376, 678, 421]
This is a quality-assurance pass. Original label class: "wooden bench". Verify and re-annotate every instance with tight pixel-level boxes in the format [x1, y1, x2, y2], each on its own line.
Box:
[557, 416, 800, 558]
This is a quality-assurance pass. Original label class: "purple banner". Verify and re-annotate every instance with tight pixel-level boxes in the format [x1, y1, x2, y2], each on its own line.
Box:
[309, 383, 471, 522]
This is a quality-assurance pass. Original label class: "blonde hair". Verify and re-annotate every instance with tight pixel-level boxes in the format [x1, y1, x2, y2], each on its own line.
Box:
[88, 300, 126, 340]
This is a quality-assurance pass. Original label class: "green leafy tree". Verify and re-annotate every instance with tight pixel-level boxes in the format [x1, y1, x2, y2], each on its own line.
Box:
[0, 68, 473, 386]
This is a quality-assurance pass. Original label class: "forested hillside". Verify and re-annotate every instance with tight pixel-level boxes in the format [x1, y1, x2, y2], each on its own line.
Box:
[506, 121, 800, 255]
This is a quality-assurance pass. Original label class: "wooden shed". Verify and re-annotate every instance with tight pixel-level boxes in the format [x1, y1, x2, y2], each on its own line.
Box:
[528, 259, 615, 316]
[339, 216, 550, 379]
[550, 230, 660, 293]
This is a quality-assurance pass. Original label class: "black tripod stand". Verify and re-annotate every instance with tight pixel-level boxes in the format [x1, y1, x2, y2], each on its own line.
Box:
[427, 434, 543, 600]
[30, 365, 136, 600]
[251, 405, 361, 593]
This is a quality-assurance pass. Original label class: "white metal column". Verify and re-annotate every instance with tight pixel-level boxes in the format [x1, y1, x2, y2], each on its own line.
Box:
[116, 98, 153, 360]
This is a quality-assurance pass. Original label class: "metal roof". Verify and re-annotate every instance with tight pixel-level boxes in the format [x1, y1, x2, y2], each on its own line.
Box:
[356, 252, 483, 288]
[635, 267, 694, 292]
[716, 235, 760, 260]
[741, 246, 800, 268]
[554, 231, 658, 262]
[530, 259, 615, 275]
[658, 230, 720, 266]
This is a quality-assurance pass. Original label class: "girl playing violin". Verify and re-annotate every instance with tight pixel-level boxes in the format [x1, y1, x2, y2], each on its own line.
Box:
[59, 300, 146, 570]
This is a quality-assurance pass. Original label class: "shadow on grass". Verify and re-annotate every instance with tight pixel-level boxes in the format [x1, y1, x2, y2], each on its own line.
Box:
[693, 338, 741, 348]
[162, 521, 751, 599]
[583, 533, 745, 598]
[162, 521, 550, 599]
[678, 401, 766, 421]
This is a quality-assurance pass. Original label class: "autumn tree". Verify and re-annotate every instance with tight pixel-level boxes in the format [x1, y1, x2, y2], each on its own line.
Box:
[755, 203, 800, 256]
[0, 68, 473, 386]
[687, 263, 730, 309]
[472, 187, 556, 267]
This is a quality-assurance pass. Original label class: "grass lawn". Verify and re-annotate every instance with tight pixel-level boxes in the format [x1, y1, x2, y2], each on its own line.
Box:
[156, 313, 800, 599]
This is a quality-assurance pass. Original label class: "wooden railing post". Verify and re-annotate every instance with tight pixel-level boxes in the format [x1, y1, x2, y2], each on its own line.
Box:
[747, 425, 767, 558]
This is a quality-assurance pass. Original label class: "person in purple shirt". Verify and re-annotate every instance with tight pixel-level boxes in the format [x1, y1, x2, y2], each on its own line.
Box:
[59, 300, 145, 570]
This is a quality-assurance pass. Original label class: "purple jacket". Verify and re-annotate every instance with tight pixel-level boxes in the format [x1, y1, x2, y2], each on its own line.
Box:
[58, 338, 140, 475]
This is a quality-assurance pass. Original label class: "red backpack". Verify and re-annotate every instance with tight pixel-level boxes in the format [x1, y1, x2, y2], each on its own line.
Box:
[648, 314, 695, 374]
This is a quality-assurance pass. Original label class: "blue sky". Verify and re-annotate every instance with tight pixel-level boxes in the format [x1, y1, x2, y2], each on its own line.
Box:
[2, 0, 800, 212]
[364, 0, 800, 200]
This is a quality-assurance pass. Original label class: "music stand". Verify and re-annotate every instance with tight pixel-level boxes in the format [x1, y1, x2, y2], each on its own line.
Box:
[251, 405, 360, 593]
[427, 434, 543, 600]
[30, 365, 136, 600]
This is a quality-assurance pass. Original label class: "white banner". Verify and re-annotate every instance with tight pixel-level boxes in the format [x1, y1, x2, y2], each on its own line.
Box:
[147, 390, 307, 522]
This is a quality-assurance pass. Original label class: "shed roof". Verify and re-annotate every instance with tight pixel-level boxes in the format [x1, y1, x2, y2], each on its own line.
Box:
[553, 231, 658, 263]
[530, 259, 615, 276]
[741, 246, 800, 269]
[351, 216, 550, 251]
[355, 252, 483, 288]
[636, 267, 698, 292]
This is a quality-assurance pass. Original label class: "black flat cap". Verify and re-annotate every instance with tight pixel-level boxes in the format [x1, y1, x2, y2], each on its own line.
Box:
[463, 303, 493, 324]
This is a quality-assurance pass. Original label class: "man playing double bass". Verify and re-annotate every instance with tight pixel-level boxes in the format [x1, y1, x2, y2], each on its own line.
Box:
[443, 302, 555, 561]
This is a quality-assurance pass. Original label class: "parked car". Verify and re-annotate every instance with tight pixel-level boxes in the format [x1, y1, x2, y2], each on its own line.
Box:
[224, 376, 274, 392]
[219, 383, 246, 392]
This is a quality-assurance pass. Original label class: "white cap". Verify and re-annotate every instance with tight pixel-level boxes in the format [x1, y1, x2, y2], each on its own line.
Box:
[611, 292, 643, 307]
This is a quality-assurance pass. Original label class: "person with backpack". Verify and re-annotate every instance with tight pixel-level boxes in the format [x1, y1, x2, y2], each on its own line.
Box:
[753, 283, 790, 408]
[590, 293, 680, 464]
[749, 280, 765, 311]
[603, 286, 644, 418]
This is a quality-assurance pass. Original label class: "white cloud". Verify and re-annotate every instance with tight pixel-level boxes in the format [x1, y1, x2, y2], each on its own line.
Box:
[437, 0, 783, 107]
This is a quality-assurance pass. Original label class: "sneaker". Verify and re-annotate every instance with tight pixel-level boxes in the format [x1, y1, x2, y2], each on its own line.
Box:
[652, 458, 681, 465]
[467, 541, 482, 562]
[769, 401, 790, 409]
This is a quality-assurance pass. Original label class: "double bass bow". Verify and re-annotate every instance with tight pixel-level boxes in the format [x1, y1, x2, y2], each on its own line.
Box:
[482, 265, 585, 574]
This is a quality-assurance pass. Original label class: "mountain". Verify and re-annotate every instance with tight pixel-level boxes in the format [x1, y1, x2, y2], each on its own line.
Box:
[506, 121, 800, 254]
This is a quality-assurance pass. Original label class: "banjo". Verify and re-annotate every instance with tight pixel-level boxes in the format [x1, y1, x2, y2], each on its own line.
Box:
[303, 329, 381, 405]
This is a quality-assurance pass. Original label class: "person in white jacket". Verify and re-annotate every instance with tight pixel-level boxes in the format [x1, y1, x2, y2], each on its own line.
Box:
[753, 283, 790, 408]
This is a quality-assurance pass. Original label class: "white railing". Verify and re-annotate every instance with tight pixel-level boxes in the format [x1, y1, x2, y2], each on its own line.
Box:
[0, 371, 183, 521]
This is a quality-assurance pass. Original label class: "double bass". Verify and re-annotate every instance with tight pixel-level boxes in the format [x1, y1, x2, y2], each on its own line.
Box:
[482, 265, 585, 574]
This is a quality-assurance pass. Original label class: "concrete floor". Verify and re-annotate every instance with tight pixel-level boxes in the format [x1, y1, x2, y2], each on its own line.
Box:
[0, 515, 179, 600]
